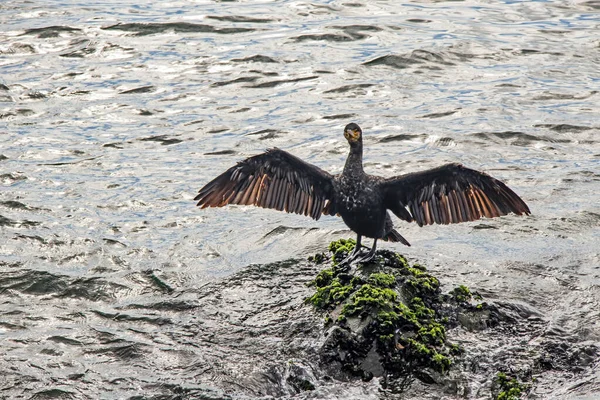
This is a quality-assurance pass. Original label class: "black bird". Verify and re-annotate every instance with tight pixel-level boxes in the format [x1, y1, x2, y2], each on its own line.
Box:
[195, 123, 530, 264]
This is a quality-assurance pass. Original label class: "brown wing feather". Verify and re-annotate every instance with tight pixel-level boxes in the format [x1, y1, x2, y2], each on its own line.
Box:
[195, 148, 335, 220]
[381, 163, 530, 227]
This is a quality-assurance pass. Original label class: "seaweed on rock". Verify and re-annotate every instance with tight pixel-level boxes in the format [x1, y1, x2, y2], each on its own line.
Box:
[308, 239, 462, 387]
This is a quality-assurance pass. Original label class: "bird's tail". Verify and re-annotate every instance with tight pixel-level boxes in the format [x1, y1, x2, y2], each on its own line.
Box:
[384, 229, 411, 247]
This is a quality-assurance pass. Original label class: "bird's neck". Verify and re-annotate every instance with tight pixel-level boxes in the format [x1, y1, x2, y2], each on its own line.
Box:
[343, 142, 364, 176]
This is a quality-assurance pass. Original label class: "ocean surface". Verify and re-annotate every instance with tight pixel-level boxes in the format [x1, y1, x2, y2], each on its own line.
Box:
[1, 0, 599, 399]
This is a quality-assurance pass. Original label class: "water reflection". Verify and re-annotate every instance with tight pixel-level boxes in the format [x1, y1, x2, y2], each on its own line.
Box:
[0, 0, 599, 398]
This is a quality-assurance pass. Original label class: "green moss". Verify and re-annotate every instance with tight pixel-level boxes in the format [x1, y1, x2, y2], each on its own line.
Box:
[308, 277, 354, 309]
[405, 337, 430, 355]
[407, 267, 424, 276]
[410, 297, 435, 319]
[411, 263, 427, 272]
[307, 252, 326, 264]
[403, 338, 451, 373]
[395, 254, 410, 269]
[432, 353, 451, 373]
[308, 239, 465, 382]
[449, 343, 464, 355]
[407, 274, 440, 295]
[450, 284, 473, 302]
[393, 302, 418, 325]
[312, 268, 334, 288]
[377, 310, 400, 329]
[379, 333, 395, 342]
[496, 372, 526, 400]
[341, 284, 397, 316]
[368, 272, 396, 287]
[328, 238, 356, 265]
[418, 322, 446, 345]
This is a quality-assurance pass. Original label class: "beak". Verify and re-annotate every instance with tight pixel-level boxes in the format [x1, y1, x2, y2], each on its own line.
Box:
[344, 129, 360, 142]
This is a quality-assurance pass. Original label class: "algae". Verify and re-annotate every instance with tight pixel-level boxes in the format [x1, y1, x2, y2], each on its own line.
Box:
[328, 238, 357, 265]
[450, 284, 483, 303]
[495, 372, 528, 400]
[308, 238, 461, 384]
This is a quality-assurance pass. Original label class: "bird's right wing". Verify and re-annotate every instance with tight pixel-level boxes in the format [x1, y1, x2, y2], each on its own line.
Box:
[380, 163, 530, 226]
[195, 148, 336, 220]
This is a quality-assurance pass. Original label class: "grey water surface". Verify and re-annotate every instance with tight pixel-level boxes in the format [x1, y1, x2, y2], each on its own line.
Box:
[1, 0, 599, 399]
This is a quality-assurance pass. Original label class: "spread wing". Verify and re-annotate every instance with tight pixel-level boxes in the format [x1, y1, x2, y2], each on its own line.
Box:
[195, 148, 336, 220]
[380, 163, 530, 227]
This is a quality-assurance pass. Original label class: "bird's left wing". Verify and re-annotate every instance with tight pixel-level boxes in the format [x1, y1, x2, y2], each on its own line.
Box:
[380, 163, 530, 226]
[195, 148, 336, 220]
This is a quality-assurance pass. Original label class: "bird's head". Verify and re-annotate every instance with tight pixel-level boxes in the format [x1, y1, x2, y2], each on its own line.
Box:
[344, 123, 362, 145]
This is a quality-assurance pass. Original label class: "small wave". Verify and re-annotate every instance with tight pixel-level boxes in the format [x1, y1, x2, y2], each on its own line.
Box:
[21, 25, 81, 38]
[102, 22, 255, 36]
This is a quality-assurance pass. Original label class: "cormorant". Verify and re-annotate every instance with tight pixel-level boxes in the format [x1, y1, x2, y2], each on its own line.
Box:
[195, 123, 530, 264]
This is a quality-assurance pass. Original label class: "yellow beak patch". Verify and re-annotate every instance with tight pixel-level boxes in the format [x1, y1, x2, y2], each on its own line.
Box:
[344, 129, 360, 142]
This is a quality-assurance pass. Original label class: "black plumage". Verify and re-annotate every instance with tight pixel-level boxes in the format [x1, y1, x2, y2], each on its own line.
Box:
[195, 123, 530, 264]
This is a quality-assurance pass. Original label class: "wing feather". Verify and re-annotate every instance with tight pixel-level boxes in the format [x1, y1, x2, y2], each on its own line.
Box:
[381, 163, 530, 227]
[195, 148, 335, 220]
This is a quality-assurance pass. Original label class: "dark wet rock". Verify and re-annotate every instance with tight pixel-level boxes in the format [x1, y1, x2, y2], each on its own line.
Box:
[308, 240, 461, 386]
[28, 388, 77, 399]
[536, 339, 598, 373]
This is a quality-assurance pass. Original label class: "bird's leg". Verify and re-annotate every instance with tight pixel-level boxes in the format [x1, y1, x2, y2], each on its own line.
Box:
[356, 238, 378, 264]
[339, 234, 363, 265]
